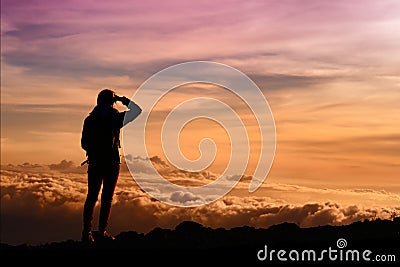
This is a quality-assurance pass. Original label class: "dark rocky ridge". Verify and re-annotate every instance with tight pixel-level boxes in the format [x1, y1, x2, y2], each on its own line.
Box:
[2, 218, 399, 265]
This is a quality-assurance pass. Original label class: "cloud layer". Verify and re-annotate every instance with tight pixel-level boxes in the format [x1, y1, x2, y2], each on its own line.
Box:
[1, 159, 399, 246]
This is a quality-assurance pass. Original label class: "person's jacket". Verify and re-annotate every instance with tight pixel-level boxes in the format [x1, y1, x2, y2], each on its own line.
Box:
[81, 98, 142, 164]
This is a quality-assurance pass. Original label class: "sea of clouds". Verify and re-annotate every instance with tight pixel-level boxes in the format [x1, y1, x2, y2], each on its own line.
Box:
[1, 156, 399, 246]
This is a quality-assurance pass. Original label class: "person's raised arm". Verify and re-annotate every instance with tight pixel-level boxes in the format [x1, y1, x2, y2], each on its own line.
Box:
[115, 95, 142, 127]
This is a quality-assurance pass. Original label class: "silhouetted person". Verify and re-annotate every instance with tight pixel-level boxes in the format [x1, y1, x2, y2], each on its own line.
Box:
[80, 88, 142, 243]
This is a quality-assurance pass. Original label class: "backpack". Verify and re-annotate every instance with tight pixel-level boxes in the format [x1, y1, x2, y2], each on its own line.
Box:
[81, 110, 119, 161]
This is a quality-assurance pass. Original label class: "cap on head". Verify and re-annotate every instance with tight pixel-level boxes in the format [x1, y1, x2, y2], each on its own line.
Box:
[97, 89, 115, 105]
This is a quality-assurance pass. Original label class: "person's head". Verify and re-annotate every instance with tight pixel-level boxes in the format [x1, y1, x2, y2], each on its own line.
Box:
[97, 89, 116, 106]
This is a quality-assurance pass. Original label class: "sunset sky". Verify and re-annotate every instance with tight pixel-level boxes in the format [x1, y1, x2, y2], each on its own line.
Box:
[1, 0, 400, 245]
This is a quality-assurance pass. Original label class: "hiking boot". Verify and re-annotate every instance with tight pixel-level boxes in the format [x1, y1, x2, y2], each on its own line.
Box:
[98, 230, 115, 241]
[81, 230, 95, 244]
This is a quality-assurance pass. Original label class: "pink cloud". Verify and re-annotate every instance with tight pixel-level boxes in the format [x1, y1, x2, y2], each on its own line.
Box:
[3, 0, 399, 76]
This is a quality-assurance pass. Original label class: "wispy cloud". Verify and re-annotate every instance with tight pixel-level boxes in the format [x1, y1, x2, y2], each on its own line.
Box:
[2, 0, 400, 78]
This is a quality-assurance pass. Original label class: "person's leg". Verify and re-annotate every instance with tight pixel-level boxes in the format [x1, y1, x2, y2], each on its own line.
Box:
[82, 163, 103, 237]
[98, 163, 120, 234]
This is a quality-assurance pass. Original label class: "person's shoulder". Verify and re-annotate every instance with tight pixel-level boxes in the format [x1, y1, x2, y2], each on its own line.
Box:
[111, 107, 122, 115]
[97, 104, 118, 113]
